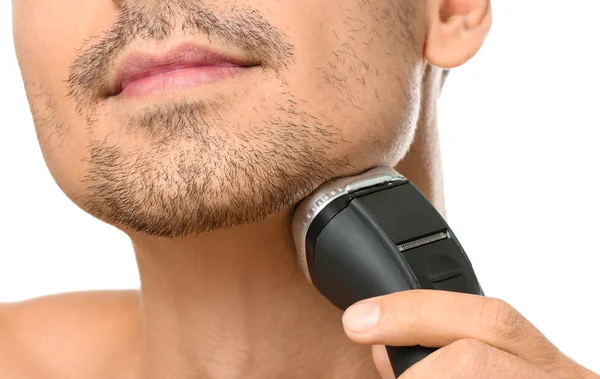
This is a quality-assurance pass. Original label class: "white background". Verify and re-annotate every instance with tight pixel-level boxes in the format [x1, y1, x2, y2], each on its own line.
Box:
[1, 1, 599, 373]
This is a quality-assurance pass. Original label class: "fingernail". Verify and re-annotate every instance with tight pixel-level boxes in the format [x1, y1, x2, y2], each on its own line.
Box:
[343, 302, 380, 333]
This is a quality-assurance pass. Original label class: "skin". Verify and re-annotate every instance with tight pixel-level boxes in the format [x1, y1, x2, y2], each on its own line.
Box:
[6, 0, 599, 378]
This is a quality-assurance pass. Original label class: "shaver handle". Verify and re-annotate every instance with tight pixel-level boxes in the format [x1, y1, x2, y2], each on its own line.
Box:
[386, 345, 436, 377]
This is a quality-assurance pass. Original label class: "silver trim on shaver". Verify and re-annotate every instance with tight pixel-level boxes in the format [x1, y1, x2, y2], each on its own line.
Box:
[291, 167, 407, 282]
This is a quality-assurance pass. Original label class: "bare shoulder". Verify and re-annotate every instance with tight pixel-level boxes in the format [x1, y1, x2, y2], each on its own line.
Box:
[0, 290, 143, 379]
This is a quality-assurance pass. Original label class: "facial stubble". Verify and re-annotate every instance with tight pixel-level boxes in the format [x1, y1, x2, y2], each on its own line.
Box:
[82, 96, 351, 238]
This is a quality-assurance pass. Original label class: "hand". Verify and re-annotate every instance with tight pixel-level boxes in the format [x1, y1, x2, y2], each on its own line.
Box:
[341, 290, 599, 378]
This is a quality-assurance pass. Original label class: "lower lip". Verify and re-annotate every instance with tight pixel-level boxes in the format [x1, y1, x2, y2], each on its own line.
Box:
[118, 66, 251, 97]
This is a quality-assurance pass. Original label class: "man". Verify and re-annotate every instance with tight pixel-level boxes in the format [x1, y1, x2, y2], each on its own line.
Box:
[6, 0, 599, 378]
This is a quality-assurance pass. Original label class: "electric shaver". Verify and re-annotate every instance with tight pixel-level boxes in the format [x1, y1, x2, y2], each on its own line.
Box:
[291, 166, 484, 377]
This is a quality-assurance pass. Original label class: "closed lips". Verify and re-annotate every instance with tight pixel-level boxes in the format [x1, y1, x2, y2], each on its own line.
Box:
[110, 43, 260, 96]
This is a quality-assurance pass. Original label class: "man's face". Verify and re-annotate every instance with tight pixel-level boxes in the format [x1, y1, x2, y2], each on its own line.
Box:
[12, 0, 426, 237]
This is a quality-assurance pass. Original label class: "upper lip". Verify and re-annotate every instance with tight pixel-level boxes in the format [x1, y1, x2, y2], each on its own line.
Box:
[109, 42, 260, 95]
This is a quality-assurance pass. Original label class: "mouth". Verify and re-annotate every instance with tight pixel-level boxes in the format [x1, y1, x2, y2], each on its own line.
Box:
[108, 42, 261, 98]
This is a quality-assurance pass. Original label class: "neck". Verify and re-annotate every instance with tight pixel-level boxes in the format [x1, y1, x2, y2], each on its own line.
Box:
[129, 101, 444, 379]
[131, 209, 378, 379]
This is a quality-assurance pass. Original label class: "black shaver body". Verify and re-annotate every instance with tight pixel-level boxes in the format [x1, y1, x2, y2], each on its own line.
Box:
[292, 167, 484, 377]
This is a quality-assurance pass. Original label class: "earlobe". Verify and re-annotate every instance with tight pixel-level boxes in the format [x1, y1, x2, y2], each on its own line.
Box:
[424, 0, 492, 69]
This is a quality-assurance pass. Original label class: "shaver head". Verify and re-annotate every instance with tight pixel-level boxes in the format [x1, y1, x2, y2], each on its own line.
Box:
[291, 166, 483, 310]
[291, 167, 407, 283]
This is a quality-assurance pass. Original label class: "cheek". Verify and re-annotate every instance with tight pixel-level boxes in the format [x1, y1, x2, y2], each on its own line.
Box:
[269, 1, 423, 167]
[14, 1, 113, 197]
[14, 2, 107, 102]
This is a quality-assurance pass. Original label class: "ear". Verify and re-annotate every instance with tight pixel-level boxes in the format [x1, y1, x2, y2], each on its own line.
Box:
[424, 0, 492, 68]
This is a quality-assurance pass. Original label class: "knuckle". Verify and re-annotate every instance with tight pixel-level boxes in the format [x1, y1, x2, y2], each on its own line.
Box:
[481, 298, 523, 340]
[399, 364, 419, 379]
[445, 339, 491, 377]
[371, 345, 396, 379]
